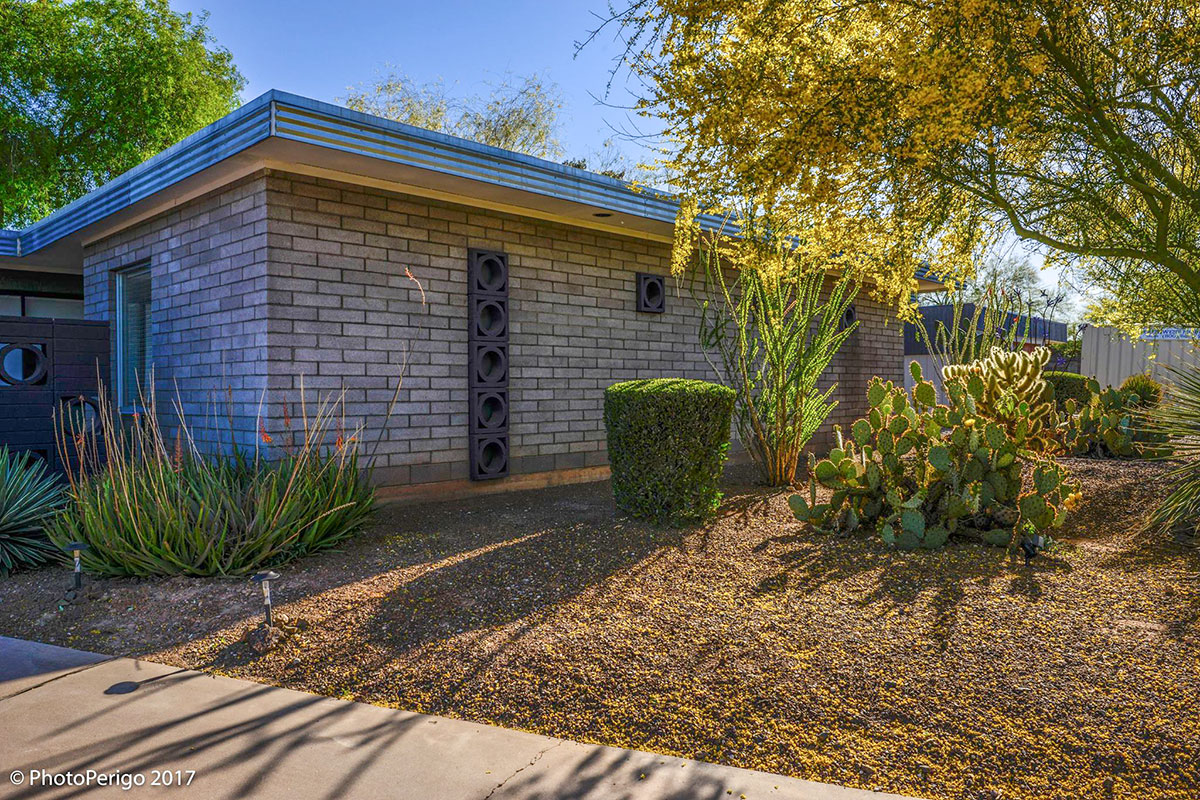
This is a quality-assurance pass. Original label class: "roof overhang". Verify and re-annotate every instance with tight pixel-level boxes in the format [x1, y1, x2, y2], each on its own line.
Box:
[1, 90, 943, 290]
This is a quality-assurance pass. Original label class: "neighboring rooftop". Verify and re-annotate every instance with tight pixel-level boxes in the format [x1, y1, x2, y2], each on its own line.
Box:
[905, 303, 1070, 355]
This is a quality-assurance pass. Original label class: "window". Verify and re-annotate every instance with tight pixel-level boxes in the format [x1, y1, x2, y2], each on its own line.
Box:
[116, 266, 152, 410]
[0, 294, 83, 319]
[24, 297, 84, 319]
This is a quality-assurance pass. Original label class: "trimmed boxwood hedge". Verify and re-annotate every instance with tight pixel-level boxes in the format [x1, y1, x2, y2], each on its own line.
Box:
[604, 379, 736, 525]
[1045, 371, 1093, 409]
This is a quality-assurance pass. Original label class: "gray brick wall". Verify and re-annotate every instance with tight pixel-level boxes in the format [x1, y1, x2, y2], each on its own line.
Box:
[82, 173, 271, 451]
[82, 168, 904, 487]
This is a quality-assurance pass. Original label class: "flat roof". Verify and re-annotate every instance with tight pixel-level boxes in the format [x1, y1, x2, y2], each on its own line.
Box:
[2, 89, 939, 286]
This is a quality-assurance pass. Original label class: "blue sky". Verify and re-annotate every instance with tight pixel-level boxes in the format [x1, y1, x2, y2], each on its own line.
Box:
[173, 0, 645, 161]
[173, 0, 1079, 313]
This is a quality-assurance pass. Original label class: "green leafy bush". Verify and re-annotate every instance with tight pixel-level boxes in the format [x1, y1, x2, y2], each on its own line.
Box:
[0, 448, 64, 575]
[1060, 379, 1169, 458]
[1051, 339, 1082, 363]
[1044, 371, 1093, 409]
[49, 389, 375, 577]
[1119, 373, 1164, 407]
[604, 378, 736, 524]
[789, 359, 1080, 550]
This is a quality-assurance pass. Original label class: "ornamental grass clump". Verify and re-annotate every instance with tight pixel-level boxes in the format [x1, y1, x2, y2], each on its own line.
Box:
[1119, 373, 1164, 408]
[48, 385, 375, 577]
[1147, 363, 1200, 538]
[0, 447, 64, 575]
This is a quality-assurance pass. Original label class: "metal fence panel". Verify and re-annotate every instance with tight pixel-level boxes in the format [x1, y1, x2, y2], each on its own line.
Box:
[1080, 326, 1200, 388]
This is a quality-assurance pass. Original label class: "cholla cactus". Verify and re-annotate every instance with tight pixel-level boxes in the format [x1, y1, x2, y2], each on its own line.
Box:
[789, 360, 1080, 550]
[943, 346, 1058, 451]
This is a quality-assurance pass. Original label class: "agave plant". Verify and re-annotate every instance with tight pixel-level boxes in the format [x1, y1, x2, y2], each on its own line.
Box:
[1147, 363, 1200, 538]
[0, 447, 64, 575]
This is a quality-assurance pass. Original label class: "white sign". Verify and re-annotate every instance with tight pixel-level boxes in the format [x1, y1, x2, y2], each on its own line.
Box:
[1140, 328, 1200, 341]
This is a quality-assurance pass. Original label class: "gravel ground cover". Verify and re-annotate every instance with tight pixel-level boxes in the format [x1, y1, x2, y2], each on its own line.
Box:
[1, 459, 1196, 800]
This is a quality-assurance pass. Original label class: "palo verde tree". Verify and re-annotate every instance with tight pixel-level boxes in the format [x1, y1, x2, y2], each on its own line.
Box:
[342, 70, 564, 159]
[601, 0, 1200, 321]
[0, 0, 245, 227]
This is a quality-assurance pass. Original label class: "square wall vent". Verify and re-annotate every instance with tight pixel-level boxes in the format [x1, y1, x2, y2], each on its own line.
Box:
[636, 273, 666, 313]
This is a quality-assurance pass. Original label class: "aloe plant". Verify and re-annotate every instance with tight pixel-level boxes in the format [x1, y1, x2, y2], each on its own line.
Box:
[0, 447, 64, 575]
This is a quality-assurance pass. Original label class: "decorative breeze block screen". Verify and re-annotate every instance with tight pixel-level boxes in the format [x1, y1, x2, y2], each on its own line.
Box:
[467, 249, 510, 480]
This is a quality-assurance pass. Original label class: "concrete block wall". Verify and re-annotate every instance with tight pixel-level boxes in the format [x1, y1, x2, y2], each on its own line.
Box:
[81, 167, 904, 488]
[260, 171, 716, 486]
[261, 171, 904, 485]
[82, 172, 271, 451]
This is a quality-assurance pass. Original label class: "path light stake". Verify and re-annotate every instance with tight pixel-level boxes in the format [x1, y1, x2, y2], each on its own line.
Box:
[252, 571, 280, 627]
[1019, 533, 1045, 567]
[66, 542, 89, 591]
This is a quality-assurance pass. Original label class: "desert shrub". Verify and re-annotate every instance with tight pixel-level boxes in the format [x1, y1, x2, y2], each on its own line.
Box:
[48, 389, 375, 577]
[914, 283, 1033, 369]
[1044, 371, 1093, 409]
[789, 359, 1080, 550]
[1060, 379, 1169, 458]
[1119, 373, 1164, 407]
[695, 232, 857, 486]
[604, 378, 735, 524]
[0, 447, 64, 575]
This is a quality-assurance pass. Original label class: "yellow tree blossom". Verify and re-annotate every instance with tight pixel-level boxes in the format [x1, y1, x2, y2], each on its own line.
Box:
[603, 0, 1200, 320]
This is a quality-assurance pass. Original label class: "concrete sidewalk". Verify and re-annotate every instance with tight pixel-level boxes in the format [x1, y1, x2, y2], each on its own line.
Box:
[0, 637, 912, 800]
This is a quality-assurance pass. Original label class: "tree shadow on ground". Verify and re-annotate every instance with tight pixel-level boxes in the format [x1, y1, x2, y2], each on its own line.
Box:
[1095, 532, 1200, 639]
[753, 525, 1074, 644]
[10, 660, 752, 800]
[7, 670, 422, 800]
[200, 495, 686, 692]
[500, 744, 744, 800]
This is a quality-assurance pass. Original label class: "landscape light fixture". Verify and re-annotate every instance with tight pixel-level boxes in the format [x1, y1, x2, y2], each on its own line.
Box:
[1019, 534, 1045, 566]
[66, 542, 89, 591]
[252, 571, 281, 627]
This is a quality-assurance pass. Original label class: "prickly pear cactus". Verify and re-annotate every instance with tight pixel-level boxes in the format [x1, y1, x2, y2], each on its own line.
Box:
[1061, 378, 1170, 458]
[790, 359, 1081, 551]
[943, 346, 1059, 452]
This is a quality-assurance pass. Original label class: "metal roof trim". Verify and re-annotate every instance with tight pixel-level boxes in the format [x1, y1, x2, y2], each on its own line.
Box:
[268, 93, 720, 228]
[13, 94, 274, 255]
[6, 88, 933, 281]
[0, 230, 17, 257]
